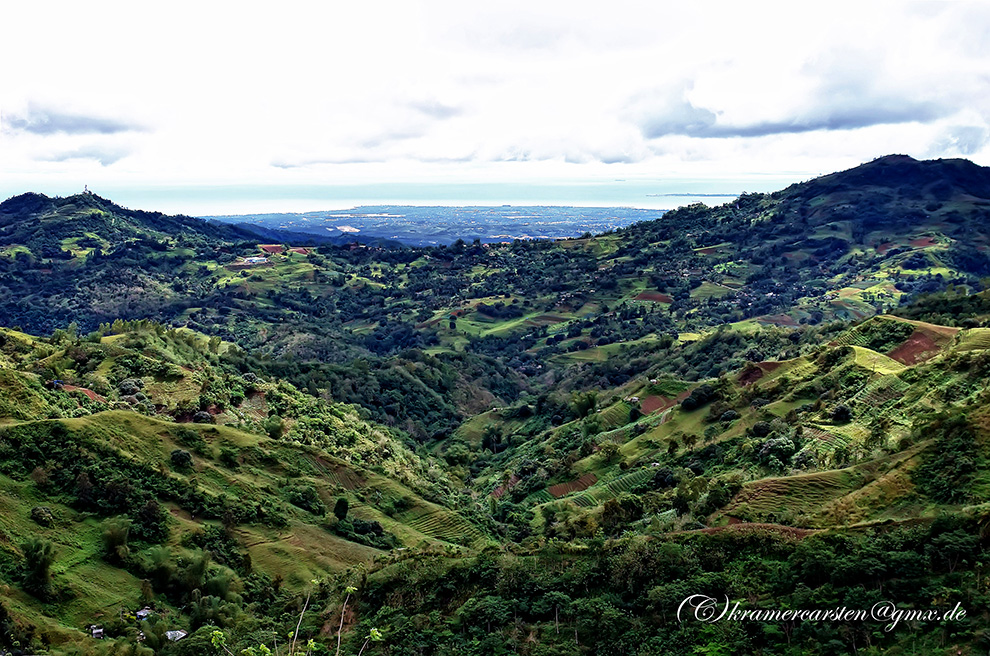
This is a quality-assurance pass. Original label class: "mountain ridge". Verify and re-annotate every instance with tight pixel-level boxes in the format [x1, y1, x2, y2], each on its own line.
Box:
[4, 155, 990, 653]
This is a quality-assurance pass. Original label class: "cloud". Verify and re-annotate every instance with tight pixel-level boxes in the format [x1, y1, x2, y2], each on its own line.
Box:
[928, 125, 990, 156]
[3, 105, 144, 136]
[356, 129, 426, 149]
[271, 155, 382, 168]
[43, 146, 130, 166]
[635, 93, 947, 140]
[407, 100, 462, 120]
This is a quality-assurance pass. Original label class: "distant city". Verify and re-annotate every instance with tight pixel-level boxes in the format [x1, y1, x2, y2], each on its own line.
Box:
[207, 205, 675, 246]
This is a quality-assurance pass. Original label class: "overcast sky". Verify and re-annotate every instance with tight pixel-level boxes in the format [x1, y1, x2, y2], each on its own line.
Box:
[1, 1, 988, 213]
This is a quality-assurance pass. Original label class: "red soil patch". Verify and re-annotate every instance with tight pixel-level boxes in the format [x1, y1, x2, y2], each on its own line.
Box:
[548, 473, 598, 498]
[640, 395, 672, 414]
[289, 247, 310, 255]
[887, 329, 941, 365]
[60, 384, 107, 403]
[634, 291, 673, 303]
[910, 321, 961, 340]
[491, 474, 521, 499]
[739, 361, 781, 387]
[641, 390, 691, 414]
[876, 242, 894, 254]
[738, 365, 764, 387]
[334, 467, 365, 491]
[696, 247, 718, 255]
[909, 236, 936, 248]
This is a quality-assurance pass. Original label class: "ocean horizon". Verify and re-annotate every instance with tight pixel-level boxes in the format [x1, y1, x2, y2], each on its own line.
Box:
[0, 178, 801, 217]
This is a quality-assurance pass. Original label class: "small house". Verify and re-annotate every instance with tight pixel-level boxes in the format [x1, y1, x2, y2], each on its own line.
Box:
[166, 630, 188, 642]
[243, 257, 268, 265]
[90, 626, 104, 639]
[136, 607, 153, 621]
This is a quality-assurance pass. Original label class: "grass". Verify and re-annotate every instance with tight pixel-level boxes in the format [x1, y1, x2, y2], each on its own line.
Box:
[850, 346, 906, 375]
[690, 282, 734, 300]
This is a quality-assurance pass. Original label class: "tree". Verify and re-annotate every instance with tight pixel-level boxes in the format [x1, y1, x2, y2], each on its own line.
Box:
[336, 586, 357, 656]
[333, 497, 349, 521]
[21, 537, 55, 598]
[571, 391, 598, 419]
[102, 518, 131, 564]
[537, 591, 572, 634]
[831, 404, 852, 423]
[265, 415, 284, 440]
[598, 442, 619, 463]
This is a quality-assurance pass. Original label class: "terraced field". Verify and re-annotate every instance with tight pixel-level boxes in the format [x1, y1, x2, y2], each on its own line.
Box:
[548, 473, 598, 498]
[400, 506, 487, 548]
[802, 425, 854, 455]
[522, 489, 554, 505]
[597, 402, 631, 430]
[721, 468, 870, 523]
[570, 493, 598, 508]
[852, 375, 909, 406]
[309, 456, 365, 490]
[955, 328, 990, 352]
[598, 468, 654, 497]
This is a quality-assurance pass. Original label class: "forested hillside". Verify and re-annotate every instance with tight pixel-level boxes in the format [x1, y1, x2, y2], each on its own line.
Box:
[3, 155, 990, 655]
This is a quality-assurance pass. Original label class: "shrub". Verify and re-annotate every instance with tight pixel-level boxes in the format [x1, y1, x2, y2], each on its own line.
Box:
[831, 404, 852, 423]
[333, 497, 349, 521]
[192, 411, 213, 424]
[170, 449, 193, 470]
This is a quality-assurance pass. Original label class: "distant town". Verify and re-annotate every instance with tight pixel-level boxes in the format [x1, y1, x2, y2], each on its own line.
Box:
[206, 205, 670, 246]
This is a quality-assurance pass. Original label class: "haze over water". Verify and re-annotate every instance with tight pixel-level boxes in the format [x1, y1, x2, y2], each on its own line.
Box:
[0, 177, 798, 217]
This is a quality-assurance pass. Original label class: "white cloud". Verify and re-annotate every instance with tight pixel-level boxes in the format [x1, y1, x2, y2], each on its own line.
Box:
[0, 0, 988, 211]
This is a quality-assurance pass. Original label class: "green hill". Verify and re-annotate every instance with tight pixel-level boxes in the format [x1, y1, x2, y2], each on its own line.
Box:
[5, 156, 990, 654]
[0, 323, 494, 652]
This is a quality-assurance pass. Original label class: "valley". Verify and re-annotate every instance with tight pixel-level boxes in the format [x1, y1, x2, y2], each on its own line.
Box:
[2, 155, 990, 654]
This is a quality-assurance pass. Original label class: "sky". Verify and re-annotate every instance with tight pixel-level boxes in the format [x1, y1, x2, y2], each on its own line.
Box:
[1, 1, 988, 214]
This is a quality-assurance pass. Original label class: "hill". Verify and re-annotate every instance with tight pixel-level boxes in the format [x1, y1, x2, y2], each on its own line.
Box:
[0, 322, 499, 651]
[4, 156, 990, 654]
[6, 310, 990, 654]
